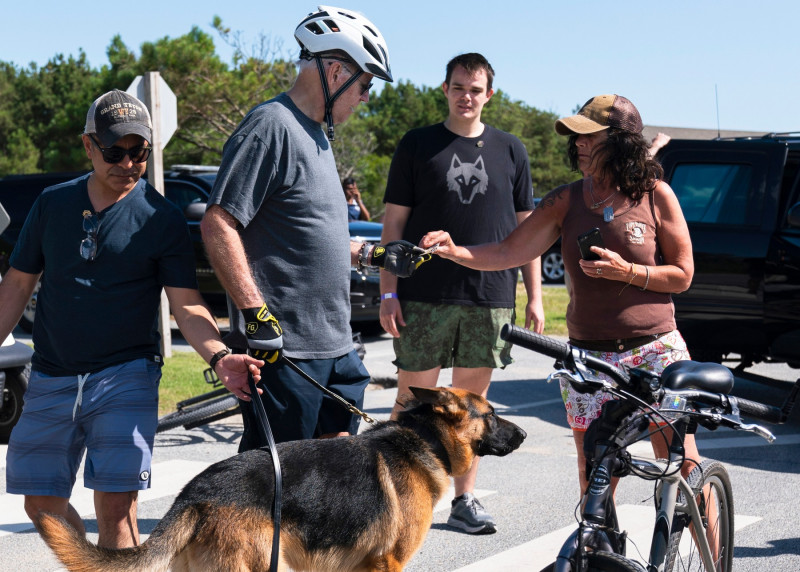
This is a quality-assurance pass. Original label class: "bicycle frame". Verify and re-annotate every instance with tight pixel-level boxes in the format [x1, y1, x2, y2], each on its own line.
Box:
[632, 431, 719, 571]
[557, 415, 720, 572]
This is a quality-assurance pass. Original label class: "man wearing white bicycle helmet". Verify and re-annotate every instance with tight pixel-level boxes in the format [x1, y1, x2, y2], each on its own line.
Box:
[202, 6, 426, 452]
[295, 4, 392, 140]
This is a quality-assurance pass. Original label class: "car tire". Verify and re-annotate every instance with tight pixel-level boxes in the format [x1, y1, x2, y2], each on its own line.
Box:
[541, 249, 565, 284]
[0, 364, 29, 443]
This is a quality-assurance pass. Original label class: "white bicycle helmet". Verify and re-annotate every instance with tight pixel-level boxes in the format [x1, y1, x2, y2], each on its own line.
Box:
[295, 5, 392, 82]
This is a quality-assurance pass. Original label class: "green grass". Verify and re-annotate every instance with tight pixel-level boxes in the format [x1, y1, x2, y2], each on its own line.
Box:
[159, 351, 215, 415]
[158, 285, 570, 414]
[516, 283, 569, 337]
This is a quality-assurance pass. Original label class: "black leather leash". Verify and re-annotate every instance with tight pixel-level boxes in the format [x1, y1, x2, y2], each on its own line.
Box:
[281, 355, 375, 424]
[247, 372, 282, 571]
[245, 354, 374, 571]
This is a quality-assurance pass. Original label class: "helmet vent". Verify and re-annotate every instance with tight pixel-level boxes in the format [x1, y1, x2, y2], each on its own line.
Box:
[362, 38, 381, 63]
[305, 22, 325, 35]
[363, 24, 378, 38]
[323, 19, 341, 32]
[336, 9, 356, 20]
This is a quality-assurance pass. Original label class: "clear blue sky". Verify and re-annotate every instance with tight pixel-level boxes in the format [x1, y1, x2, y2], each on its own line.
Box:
[2, 0, 798, 133]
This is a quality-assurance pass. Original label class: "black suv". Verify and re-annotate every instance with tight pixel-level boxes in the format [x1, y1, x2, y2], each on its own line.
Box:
[0, 166, 382, 331]
[658, 134, 800, 368]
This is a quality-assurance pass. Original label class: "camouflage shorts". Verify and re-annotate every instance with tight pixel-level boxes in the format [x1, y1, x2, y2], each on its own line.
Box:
[392, 301, 515, 371]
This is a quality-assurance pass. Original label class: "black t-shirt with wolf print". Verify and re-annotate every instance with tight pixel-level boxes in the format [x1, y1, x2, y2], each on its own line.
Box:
[384, 123, 534, 307]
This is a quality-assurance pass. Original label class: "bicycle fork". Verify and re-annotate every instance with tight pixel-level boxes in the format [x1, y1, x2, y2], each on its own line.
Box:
[554, 448, 627, 572]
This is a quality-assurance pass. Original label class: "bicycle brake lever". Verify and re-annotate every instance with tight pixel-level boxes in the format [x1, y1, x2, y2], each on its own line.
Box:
[739, 423, 776, 443]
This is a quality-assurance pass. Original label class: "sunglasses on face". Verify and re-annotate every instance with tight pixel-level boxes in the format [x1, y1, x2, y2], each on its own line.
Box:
[80, 211, 99, 261]
[90, 136, 152, 164]
[345, 67, 373, 96]
[357, 80, 374, 96]
[331, 60, 373, 96]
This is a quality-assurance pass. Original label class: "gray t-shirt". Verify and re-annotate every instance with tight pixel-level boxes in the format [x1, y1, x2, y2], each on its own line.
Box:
[209, 93, 352, 359]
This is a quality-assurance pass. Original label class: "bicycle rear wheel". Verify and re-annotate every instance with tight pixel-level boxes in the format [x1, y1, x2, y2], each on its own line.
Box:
[663, 459, 734, 572]
[539, 551, 644, 571]
[157, 394, 240, 433]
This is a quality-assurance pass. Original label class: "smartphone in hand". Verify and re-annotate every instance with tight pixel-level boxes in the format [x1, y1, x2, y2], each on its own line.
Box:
[577, 227, 605, 261]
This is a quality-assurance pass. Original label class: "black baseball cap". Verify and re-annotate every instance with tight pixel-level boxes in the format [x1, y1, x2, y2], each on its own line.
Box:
[84, 89, 152, 146]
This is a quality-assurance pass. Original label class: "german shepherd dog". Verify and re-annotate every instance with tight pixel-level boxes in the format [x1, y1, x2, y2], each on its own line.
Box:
[37, 386, 526, 571]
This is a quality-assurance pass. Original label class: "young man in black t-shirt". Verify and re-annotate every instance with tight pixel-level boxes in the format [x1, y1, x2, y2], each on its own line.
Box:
[380, 53, 544, 534]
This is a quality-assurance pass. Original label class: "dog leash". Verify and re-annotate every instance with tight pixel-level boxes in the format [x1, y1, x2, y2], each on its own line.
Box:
[245, 355, 374, 570]
[281, 355, 376, 424]
[247, 372, 282, 572]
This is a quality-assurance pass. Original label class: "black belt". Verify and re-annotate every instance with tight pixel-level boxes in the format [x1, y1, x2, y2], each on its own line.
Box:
[570, 331, 670, 353]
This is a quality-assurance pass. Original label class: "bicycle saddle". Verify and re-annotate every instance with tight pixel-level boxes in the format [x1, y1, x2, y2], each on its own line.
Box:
[661, 360, 734, 393]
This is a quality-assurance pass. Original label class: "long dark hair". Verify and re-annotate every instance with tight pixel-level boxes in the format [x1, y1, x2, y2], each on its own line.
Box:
[567, 129, 663, 202]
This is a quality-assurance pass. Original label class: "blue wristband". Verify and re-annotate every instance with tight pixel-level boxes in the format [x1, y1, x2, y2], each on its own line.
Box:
[380, 293, 398, 300]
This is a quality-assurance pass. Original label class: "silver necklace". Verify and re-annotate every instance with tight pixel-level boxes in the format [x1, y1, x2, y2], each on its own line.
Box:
[588, 177, 618, 208]
[587, 178, 618, 222]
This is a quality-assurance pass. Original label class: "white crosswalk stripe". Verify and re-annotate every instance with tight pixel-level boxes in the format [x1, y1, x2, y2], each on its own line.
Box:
[452, 504, 761, 571]
[0, 426, 785, 570]
[0, 459, 212, 538]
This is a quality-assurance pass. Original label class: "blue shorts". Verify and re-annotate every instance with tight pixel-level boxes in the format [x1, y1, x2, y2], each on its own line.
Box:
[6, 358, 161, 497]
[238, 349, 370, 451]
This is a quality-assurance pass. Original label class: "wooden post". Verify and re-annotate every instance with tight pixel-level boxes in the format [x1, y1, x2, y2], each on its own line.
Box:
[142, 72, 172, 358]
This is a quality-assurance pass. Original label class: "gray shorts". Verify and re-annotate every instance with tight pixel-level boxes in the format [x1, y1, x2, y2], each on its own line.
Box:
[6, 358, 161, 497]
[393, 301, 515, 371]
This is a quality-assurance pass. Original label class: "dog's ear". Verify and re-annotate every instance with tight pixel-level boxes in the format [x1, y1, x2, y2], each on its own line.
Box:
[409, 387, 461, 416]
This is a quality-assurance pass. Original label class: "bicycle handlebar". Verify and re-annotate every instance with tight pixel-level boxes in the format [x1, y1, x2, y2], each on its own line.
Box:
[501, 323, 787, 429]
[733, 395, 784, 424]
[501, 324, 631, 386]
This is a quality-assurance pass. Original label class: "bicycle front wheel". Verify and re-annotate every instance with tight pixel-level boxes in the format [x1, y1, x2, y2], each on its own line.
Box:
[664, 459, 734, 572]
[539, 552, 644, 572]
[157, 394, 240, 433]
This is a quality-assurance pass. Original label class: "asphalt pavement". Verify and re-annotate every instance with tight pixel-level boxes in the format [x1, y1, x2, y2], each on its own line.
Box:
[1, 327, 799, 571]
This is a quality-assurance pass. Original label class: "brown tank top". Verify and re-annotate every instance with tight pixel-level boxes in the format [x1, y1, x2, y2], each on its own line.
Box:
[561, 179, 676, 340]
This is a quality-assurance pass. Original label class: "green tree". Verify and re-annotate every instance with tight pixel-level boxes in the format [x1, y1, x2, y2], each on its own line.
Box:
[0, 22, 575, 196]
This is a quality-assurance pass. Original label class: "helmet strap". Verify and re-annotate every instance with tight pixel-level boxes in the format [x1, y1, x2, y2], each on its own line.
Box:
[314, 55, 362, 141]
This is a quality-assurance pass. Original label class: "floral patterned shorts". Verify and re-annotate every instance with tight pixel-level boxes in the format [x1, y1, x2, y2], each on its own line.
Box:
[560, 330, 691, 431]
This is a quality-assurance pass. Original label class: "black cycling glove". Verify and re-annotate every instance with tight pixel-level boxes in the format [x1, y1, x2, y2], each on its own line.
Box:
[241, 303, 283, 364]
[371, 240, 432, 278]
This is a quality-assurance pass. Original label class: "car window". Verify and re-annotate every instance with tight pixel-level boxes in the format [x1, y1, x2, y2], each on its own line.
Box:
[670, 163, 761, 226]
[164, 180, 209, 217]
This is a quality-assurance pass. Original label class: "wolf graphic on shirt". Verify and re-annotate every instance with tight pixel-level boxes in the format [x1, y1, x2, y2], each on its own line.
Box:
[446, 154, 488, 205]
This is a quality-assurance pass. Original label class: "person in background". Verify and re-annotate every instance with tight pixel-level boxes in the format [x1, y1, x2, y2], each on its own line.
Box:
[648, 132, 671, 156]
[201, 6, 428, 452]
[0, 89, 262, 549]
[343, 176, 371, 221]
[421, 94, 699, 497]
[380, 52, 544, 535]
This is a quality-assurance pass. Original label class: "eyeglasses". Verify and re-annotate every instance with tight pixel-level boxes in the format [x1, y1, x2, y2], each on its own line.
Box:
[90, 136, 152, 164]
[80, 211, 99, 261]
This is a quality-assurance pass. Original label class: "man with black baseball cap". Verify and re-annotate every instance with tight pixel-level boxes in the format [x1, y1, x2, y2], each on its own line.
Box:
[0, 89, 263, 549]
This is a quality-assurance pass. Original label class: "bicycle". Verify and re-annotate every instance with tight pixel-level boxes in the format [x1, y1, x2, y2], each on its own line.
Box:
[156, 367, 239, 433]
[500, 324, 798, 572]
[156, 332, 369, 433]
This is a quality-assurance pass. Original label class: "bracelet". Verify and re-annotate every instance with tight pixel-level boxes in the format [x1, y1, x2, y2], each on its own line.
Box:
[639, 265, 650, 291]
[380, 293, 398, 300]
[209, 348, 231, 370]
[628, 263, 638, 285]
[619, 262, 638, 296]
